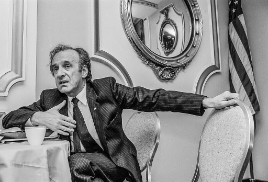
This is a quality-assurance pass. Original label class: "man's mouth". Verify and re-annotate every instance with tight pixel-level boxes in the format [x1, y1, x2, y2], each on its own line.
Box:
[59, 80, 69, 85]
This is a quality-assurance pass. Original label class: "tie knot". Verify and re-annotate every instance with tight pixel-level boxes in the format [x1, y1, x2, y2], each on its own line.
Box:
[72, 97, 79, 105]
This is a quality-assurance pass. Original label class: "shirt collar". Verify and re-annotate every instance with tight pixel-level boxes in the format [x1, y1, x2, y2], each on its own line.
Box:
[68, 84, 88, 106]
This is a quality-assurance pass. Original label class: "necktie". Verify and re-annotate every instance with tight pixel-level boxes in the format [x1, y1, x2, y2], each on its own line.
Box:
[72, 98, 82, 152]
[72, 97, 103, 153]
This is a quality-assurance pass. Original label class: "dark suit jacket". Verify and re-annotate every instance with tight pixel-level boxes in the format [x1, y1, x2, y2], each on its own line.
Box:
[2, 77, 206, 182]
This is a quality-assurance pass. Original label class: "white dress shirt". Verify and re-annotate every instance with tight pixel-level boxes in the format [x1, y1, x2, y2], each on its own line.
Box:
[68, 84, 103, 152]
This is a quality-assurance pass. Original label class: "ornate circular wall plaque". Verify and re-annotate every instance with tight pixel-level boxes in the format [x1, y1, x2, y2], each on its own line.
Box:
[121, 0, 203, 81]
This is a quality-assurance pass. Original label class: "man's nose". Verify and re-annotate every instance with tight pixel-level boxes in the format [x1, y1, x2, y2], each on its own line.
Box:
[56, 67, 65, 78]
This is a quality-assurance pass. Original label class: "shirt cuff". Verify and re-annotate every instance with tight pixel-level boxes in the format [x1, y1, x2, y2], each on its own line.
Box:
[25, 118, 35, 126]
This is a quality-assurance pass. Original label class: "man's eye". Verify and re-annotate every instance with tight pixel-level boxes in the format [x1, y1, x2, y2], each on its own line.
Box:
[52, 67, 58, 73]
[64, 64, 71, 68]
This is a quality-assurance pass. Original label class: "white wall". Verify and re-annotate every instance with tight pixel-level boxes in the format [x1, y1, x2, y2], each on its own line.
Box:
[242, 0, 268, 180]
[35, 0, 268, 181]
[36, 0, 93, 98]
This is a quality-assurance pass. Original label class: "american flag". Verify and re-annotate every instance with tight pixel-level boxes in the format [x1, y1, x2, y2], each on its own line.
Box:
[228, 0, 260, 115]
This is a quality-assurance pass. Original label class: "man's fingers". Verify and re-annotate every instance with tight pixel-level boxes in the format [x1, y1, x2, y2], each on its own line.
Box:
[60, 119, 76, 129]
[59, 115, 76, 125]
[50, 100, 66, 111]
[58, 124, 74, 133]
[56, 129, 70, 136]
[226, 99, 238, 106]
[51, 119, 75, 136]
[216, 99, 238, 109]
[224, 91, 239, 100]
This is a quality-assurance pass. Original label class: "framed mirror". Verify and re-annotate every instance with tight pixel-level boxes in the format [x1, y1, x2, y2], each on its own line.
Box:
[159, 5, 178, 56]
[120, 0, 202, 81]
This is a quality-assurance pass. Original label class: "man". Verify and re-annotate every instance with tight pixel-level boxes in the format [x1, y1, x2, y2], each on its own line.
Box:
[2, 44, 239, 182]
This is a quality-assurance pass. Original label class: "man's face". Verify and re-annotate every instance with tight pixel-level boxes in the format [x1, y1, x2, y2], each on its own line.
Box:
[51, 49, 88, 97]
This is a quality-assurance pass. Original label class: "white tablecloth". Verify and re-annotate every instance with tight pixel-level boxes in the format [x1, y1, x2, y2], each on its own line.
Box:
[0, 140, 71, 182]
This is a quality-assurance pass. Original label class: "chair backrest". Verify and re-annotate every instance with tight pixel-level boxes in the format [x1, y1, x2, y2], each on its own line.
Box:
[192, 100, 254, 182]
[124, 112, 160, 172]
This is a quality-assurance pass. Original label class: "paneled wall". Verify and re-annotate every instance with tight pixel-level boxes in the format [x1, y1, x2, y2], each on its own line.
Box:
[99, 1, 225, 181]
[2, 0, 268, 181]
[0, 0, 37, 129]
[36, 0, 230, 181]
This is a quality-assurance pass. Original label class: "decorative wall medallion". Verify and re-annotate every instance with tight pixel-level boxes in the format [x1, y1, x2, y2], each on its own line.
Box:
[121, 0, 203, 81]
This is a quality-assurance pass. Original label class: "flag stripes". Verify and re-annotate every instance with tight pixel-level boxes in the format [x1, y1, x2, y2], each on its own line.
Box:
[228, 51, 256, 114]
[229, 24, 258, 100]
[233, 17, 251, 65]
[228, 0, 260, 115]
[228, 0, 260, 178]
[238, 16, 247, 37]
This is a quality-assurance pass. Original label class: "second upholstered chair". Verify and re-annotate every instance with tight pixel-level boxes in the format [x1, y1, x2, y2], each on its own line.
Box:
[124, 112, 161, 182]
[192, 100, 254, 182]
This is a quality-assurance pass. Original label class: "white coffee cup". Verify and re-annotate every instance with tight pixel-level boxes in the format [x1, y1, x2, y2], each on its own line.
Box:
[25, 126, 46, 146]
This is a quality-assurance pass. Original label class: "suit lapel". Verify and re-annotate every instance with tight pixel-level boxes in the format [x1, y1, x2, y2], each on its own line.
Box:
[58, 95, 68, 117]
[57, 94, 69, 141]
[86, 84, 108, 152]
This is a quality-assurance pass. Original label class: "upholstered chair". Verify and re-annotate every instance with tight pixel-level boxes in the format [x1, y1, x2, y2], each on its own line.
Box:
[192, 100, 254, 182]
[124, 112, 161, 182]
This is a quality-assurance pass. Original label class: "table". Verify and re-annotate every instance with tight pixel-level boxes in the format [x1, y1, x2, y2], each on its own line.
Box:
[0, 140, 72, 182]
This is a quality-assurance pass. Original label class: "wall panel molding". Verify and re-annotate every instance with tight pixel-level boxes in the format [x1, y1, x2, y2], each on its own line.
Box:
[194, 0, 221, 94]
[91, 0, 133, 87]
[92, 51, 133, 87]
[0, 0, 26, 96]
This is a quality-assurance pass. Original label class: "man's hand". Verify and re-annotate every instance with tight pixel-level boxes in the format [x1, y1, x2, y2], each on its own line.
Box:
[202, 91, 239, 109]
[31, 100, 76, 136]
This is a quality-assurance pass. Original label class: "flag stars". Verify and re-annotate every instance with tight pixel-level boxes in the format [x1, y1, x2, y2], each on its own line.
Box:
[232, 8, 236, 13]
[230, 0, 239, 13]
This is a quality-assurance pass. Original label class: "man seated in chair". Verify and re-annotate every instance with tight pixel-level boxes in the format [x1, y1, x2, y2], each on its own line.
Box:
[2, 44, 239, 182]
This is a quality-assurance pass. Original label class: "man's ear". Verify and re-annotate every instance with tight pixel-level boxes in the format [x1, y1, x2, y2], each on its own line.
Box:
[81, 66, 88, 78]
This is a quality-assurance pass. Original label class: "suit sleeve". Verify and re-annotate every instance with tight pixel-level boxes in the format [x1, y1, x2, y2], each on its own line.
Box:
[108, 77, 206, 116]
[2, 91, 46, 129]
